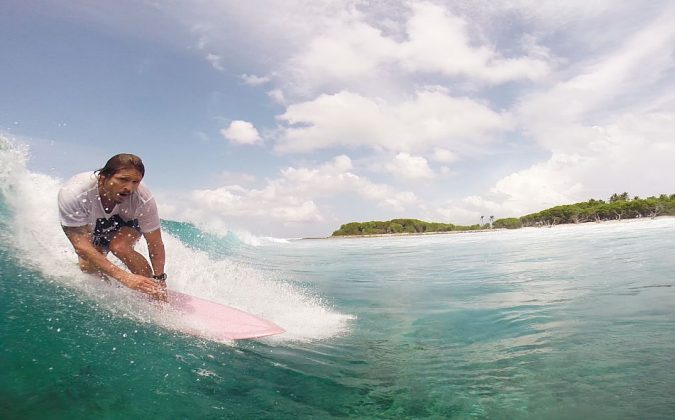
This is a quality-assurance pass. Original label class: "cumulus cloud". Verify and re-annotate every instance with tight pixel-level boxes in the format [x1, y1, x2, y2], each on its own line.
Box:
[426, 6, 675, 225]
[285, 18, 398, 92]
[276, 89, 510, 155]
[162, 155, 419, 235]
[397, 2, 551, 83]
[386, 153, 435, 180]
[435, 111, 675, 224]
[191, 185, 322, 223]
[241, 74, 270, 86]
[206, 53, 224, 71]
[515, 11, 675, 150]
[220, 120, 262, 145]
[277, 155, 417, 210]
[215, 170, 256, 186]
[280, 1, 551, 97]
[431, 148, 459, 163]
[267, 89, 286, 104]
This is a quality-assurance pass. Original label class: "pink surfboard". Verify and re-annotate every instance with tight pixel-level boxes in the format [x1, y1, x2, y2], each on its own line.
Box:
[166, 290, 285, 340]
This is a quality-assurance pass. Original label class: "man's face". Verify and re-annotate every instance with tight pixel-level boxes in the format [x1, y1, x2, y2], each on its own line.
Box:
[101, 168, 143, 203]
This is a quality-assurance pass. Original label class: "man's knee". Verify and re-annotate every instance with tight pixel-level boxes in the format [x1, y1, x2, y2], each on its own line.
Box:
[109, 240, 134, 259]
[109, 228, 140, 258]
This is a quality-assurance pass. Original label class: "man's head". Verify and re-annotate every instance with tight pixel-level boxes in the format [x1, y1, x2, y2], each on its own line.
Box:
[97, 153, 145, 178]
[97, 154, 145, 204]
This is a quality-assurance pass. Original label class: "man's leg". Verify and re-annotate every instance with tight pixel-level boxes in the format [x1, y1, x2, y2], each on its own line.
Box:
[108, 227, 153, 277]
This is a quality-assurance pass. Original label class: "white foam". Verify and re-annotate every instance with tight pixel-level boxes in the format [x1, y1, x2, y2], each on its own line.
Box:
[0, 136, 353, 344]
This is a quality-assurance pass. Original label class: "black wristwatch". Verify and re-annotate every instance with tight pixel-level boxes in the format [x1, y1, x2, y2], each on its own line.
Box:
[152, 273, 167, 281]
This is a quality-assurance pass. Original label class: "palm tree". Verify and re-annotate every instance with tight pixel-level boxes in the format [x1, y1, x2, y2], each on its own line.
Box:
[489, 215, 494, 229]
[480, 215, 484, 228]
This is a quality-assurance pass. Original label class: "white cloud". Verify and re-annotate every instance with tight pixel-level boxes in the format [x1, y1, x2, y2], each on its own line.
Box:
[269, 200, 320, 223]
[278, 155, 417, 210]
[196, 36, 208, 50]
[432, 148, 459, 163]
[215, 170, 256, 186]
[164, 155, 418, 235]
[386, 153, 435, 180]
[285, 18, 398, 93]
[206, 53, 224, 71]
[277, 1, 552, 98]
[515, 10, 675, 152]
[220, 120, 262, 145]
[423, 7, 675, 225]
[397, 2, 550, 84]
[435, 111, 675, 224]
[267, 89, 286, 104]
[276, 89, 509, 155]
[191, 185, 323, 223]
[241, 74, 270, 86]
[488, 153, 587, 213]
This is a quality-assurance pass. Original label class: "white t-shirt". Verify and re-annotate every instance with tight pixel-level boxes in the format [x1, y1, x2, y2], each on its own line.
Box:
[58, 172, 160, 234]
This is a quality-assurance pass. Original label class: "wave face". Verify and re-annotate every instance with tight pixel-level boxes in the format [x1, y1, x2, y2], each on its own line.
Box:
[3, 135, 675, 419]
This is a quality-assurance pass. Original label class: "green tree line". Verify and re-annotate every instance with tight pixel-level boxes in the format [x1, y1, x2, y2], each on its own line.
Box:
[332, 218, 481, 236]
[331, 193, 675, 236]
[515, 193, 675, 228]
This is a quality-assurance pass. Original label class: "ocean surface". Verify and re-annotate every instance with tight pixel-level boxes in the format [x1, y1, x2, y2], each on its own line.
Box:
[2, 141, 675, 419]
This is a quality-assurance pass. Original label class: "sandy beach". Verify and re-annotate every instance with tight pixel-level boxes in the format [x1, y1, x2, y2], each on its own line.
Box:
[316, 215, 675, 240]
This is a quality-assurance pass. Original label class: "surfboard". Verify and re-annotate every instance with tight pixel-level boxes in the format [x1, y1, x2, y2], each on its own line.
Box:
[166, 290, 285, 340]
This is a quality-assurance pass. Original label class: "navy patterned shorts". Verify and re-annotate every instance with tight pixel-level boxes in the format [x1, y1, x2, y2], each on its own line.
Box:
[92, 215, 140, 250]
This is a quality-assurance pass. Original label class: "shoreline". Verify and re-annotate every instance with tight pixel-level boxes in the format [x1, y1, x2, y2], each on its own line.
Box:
[302, 215, 675, 240]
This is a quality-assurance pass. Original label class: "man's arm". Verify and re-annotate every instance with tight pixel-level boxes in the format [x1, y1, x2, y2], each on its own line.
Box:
[62, 225, 166, 298]
[143, 228, 165, 277]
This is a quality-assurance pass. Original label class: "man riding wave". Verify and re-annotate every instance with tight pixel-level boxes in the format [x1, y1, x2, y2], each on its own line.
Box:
[58, 153, 167, 300]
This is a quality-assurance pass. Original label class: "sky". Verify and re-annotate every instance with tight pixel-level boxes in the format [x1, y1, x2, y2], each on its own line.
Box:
[2, 0, 675, 238]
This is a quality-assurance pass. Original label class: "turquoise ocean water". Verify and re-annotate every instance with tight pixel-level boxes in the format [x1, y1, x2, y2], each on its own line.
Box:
[2, 142, 675, 419]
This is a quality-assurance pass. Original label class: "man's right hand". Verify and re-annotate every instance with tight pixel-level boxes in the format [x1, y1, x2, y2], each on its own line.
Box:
[123, 273, 167, 301]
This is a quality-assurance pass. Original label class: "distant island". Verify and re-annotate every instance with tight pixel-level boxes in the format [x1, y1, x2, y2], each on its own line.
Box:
[331, 193, 675, 236]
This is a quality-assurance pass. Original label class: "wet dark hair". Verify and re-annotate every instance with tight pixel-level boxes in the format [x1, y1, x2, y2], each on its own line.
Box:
[97, 153, 145, 178]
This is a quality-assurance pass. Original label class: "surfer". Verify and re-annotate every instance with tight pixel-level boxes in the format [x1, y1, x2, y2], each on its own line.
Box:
[58, 153, 167, 300]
